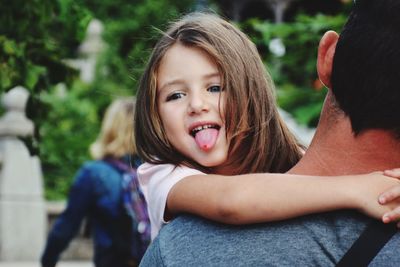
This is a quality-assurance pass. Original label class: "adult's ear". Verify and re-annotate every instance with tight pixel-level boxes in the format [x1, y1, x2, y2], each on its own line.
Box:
[317, 31, 339, 89]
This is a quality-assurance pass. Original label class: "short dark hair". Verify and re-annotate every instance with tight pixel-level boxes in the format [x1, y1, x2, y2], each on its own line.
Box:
[331, 0, 400, 137]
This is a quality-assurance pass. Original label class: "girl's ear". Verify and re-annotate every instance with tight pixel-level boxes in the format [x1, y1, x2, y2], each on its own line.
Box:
[317, 31, 339, 89]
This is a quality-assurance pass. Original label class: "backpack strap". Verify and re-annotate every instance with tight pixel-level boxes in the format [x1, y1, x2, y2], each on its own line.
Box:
[336, 220, 397, 267]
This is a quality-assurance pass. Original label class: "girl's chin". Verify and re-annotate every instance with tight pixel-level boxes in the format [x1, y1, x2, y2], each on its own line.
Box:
[203, 161, 228, 172]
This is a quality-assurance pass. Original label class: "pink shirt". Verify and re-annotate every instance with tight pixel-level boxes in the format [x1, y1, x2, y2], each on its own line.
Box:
[137, 163, 205, 239]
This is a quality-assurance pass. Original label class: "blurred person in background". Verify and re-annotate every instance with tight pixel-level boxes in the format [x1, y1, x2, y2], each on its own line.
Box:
[41, 98, 150, 267]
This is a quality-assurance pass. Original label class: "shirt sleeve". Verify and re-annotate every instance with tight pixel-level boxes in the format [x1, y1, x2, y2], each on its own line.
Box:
[137, 163, 205, 240]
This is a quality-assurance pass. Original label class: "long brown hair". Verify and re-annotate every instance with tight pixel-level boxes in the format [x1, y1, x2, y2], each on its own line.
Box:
[135, 12, 302, 174]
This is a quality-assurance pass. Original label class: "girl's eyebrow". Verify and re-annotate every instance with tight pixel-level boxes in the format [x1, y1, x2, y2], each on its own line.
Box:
[204, 72, 220, 80]
[158, 79, 185, 92]
[159, 72, 221, 92]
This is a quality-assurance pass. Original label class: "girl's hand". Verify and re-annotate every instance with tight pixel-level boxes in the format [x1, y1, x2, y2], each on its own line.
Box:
[353, 172, 400, 225]
[378, 168, 400, 226]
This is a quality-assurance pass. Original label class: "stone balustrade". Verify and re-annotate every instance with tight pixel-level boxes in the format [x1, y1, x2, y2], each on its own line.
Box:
[0, 86, 46, 261]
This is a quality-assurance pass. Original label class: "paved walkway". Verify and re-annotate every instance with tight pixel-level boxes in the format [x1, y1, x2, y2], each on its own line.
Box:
[0, 261, 92, 267]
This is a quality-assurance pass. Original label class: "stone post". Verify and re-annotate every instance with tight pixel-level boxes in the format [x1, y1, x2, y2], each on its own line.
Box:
[64, 19, 105, 83]
[264, 0, 296, 23]
[78, 19, 104, 83]
[0, 86, 46, 260]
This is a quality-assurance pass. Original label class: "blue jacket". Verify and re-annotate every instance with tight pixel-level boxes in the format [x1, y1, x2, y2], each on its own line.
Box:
[41, 157, 141, 267]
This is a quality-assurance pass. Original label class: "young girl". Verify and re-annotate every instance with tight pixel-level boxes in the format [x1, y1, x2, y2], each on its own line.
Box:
[134, 12, 400, 239]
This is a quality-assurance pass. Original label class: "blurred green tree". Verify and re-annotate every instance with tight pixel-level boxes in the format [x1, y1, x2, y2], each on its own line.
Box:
[244, 13, 347, 126]
[0, 0, 91, 94]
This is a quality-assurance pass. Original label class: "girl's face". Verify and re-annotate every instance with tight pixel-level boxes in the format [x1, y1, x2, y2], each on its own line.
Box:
[156, 43, 229, 168]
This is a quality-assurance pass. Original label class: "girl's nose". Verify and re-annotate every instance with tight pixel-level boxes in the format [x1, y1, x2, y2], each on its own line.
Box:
[188, 94, 209, 115]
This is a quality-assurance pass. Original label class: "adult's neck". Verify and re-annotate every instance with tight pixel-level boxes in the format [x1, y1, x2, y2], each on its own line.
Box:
[289, 108, 400, 176]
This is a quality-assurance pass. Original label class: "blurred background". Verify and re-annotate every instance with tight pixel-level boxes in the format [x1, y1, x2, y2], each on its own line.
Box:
[0, 0, 352, 263]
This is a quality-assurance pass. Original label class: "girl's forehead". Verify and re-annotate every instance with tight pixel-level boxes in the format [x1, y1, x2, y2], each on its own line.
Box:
[156, 43, 221, 91]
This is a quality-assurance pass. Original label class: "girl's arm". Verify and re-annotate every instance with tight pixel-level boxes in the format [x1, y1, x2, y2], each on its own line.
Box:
[167, 172, 400, 224]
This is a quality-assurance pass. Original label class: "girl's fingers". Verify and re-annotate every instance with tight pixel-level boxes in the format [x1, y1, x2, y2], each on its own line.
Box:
[382, 206, 400, 223]
[383, 168, 400, 179]
[379, 185, 400, 204]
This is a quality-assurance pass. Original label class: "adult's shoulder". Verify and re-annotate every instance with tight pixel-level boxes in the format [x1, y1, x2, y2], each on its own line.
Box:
[144, 212, 375, 266]
[142, 215, 220, 266]
[146, 215, 274, 266]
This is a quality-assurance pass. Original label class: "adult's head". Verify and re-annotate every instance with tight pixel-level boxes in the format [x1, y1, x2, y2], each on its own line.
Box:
[90, 98, 136, 159]
[135, 12, 302, 175]
[318, 0, 400, 137]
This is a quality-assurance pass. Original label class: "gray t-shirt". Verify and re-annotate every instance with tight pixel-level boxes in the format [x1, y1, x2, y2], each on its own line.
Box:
[140, 211, 400, 266]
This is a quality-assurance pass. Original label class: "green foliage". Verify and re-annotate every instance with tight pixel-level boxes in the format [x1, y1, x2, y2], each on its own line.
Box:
[244, 13, 347, 126]
[39, 81, 102, 199]
[0, 0, 92, 94]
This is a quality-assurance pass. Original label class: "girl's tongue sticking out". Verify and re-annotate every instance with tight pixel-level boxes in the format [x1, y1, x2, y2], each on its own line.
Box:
[194, 128, 219, 151]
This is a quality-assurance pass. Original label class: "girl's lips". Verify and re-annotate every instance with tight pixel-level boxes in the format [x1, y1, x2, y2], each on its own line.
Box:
[188, 121, 221, 137]
[190, 124, 221, 137]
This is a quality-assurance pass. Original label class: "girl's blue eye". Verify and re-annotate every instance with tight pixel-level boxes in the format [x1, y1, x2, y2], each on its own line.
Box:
[208, 85, 222, 93]
[166, 92, 185, 102]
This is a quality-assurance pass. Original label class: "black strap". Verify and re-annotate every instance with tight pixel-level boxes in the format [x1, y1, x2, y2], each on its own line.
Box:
[336, 221, 397, 267]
